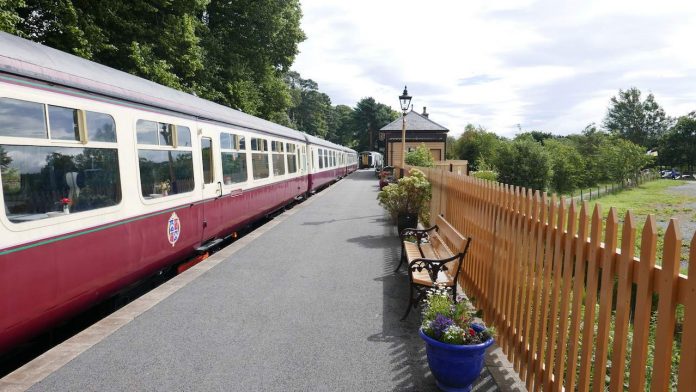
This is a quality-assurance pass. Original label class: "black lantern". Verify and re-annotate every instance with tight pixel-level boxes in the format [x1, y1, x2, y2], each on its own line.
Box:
[399, 86, 412, 112]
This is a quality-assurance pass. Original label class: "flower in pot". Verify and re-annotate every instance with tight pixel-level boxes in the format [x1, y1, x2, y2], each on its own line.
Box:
[420, 286, 495, 392]
[377, 168, 431, 233]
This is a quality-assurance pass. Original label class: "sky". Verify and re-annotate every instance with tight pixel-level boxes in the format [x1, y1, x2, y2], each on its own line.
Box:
[293, 0, 696, 138]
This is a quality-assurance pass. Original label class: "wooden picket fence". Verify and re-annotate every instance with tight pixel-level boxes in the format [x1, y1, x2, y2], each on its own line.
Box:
[414, 167, 696, 391]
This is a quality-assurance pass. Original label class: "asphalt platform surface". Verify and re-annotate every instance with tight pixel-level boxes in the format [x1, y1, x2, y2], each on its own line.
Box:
[25, 169, 512, 391]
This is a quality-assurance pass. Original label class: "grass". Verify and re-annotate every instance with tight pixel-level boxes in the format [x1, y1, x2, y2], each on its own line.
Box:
[584, 179, 694, 217]
[580, 180, 696, 273]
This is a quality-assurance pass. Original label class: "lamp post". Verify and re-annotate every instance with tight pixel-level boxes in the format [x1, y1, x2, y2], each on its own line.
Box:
[398, 86, 412, 169]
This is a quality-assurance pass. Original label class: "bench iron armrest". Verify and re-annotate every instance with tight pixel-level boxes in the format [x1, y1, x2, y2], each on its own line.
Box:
[399, 225, 438, 242]
[408, 253, 462, 283]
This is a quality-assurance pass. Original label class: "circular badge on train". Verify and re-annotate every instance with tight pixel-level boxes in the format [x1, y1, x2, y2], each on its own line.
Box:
[167, 212, 181, 246]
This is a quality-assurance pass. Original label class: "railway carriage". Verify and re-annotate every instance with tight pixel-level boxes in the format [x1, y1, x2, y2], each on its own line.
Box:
[359, 151, 383, 170]
[0, 32, 355, 353]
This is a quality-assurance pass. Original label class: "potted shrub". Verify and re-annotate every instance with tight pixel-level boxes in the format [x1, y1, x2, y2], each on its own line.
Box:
[377, 168, 431, 233]
[420, 286, 495, 392]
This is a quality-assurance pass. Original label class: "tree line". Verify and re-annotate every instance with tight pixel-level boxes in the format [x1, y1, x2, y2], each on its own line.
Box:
[0, 1, 398, 151]
[449, 88, 696, 193]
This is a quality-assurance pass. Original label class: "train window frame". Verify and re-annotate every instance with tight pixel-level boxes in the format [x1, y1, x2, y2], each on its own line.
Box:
[135, 118, 195, 201]
[286, 143, 298, 174]
[0, 97, 123, 227]
[0, 97, 120, 146]
[250, 137, 270, 180]
[220, 131, 249, 185]
[271, 139, 286, 177]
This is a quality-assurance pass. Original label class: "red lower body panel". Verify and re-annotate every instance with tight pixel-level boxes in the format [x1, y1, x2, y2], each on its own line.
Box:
[0, 175, 309, 353]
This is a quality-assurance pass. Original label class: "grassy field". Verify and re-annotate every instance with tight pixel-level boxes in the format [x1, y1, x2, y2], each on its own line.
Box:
[582, 179, 696, 271]
[586, 179, 695, 217]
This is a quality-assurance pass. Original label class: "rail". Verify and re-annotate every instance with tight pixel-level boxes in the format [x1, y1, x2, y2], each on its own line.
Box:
[403, 166, 695, 392]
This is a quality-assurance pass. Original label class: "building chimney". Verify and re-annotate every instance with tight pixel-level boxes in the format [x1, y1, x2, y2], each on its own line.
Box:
[422, 106, 429, 118]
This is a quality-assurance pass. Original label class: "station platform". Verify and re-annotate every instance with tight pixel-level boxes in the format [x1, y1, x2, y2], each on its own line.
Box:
[2, 169, 524, 391]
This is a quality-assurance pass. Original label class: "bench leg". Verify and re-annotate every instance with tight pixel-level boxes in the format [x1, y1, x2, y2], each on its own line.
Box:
[394, 243, 406, 272]
[401, 285, 415, 320]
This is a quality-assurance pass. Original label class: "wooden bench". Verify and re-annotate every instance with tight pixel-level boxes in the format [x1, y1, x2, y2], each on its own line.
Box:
[396, 215, 471, 320]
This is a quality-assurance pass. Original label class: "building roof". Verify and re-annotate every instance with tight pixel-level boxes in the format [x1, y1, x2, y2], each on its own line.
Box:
[379, 110, 449, 132]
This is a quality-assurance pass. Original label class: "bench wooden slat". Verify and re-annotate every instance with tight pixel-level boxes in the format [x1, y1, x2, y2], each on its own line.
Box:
[435, 215, 467, 253]
[400, 215, 472, 320]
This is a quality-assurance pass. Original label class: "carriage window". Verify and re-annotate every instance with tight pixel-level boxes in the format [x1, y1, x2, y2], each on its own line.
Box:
[201, 137, 213, 184]
[157, 123, 173, 146]
[137, 120, 176, 146]
[1, 145, 121, 222]
[318, 149, 324, 169]
[138, 150, 194, 197]
[177, 126, 191, 147]
[221, 132, 247, 184]
[48, 105, 79, 141]
[220, 133, 232, 149]
[136, 120, 158, 145]
[86, 111, 116, 142]
[286, 144, 297, 174]
[222, 152, 247, 184]
[323, 150, 328, 168]
[271, 141, 284, 152]
[271, 141, 285, 176]
[0, 98, 47, 139]
[251, 137, 269, 179]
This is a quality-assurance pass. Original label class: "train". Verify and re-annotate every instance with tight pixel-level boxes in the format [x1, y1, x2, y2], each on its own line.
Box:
[0, 32, 357, 354]
[359, 151, 383, 171]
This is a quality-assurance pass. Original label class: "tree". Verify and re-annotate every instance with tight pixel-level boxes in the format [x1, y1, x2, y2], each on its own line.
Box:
[598, 137, 653, 183]
[284, 71, 333, 137]
[494, 138, 550, 191]
[544, 139, 585, 194]
[659, 116, 696, 172]
[445, 136, 457, 159]
[0, 0, 25, 34]
[454, 125, 501, 171]
[353, 98, 398, 152]
[603, 87, 671, 148]
[515, 131, 555, 144]
[565, 124, 609, 187]
[327, 105, 356, 147]
[204, 0, 304, 119]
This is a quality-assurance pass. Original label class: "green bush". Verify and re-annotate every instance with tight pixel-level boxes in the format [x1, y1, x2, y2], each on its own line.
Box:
[471, 170, 498, 182]
[377, 168, 431, 224]
[405, 143, 435, 167]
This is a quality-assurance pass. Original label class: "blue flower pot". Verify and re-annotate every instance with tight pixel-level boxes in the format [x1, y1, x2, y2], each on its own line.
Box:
[419, 324, 494, 392]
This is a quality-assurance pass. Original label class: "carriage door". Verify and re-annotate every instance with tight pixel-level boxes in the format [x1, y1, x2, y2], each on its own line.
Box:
[199, 130, 224, 244]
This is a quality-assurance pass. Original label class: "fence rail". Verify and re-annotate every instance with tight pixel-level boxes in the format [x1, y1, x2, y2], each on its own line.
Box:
[413, 166, 695, 392]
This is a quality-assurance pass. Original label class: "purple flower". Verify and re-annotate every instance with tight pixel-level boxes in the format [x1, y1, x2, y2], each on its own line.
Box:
[429, 314, 454, 339]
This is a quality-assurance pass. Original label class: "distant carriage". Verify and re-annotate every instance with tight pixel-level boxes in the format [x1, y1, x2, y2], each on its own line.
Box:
[359, 151, 383, 171]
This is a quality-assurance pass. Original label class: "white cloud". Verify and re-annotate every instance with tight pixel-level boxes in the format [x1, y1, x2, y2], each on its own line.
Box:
[294, 0, 696, 138]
